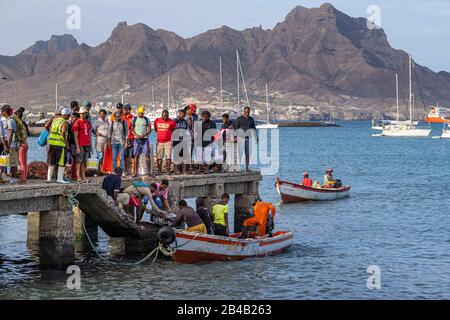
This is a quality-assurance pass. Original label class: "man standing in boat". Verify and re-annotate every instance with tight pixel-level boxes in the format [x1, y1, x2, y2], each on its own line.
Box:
[240, 198, 276, 238]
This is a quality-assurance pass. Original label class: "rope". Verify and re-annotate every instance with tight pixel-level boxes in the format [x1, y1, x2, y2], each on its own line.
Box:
[66, 188, 166, 265]
[171, 231, 202, 249]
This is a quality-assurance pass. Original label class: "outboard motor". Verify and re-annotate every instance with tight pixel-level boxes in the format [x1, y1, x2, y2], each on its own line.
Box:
[334, 179, 342, 188]
[157, 226, 176, 246]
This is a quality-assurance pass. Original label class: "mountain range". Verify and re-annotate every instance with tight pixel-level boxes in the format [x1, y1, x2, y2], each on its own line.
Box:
[1, 3, 449, 119]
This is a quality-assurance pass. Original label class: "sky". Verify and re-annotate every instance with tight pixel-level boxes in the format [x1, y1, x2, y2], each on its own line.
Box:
[1, 0, 450, 72]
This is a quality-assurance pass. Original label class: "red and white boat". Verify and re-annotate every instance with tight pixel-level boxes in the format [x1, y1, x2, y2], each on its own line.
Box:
[276, 179, 351, 203]
[170, 230, 294, 264]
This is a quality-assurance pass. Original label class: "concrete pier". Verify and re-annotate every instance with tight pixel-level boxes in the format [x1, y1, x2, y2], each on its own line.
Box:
[0, 171, 261, 267]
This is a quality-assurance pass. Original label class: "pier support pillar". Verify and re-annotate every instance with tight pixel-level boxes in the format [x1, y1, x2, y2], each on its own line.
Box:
[39, 196, 74, 268]
[234, 181, 259, 233]
[27, 212, 40, 245]
[73, 207, 98, 242]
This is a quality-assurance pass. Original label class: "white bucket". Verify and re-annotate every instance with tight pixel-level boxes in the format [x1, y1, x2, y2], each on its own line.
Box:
[87, 158, 99, 170]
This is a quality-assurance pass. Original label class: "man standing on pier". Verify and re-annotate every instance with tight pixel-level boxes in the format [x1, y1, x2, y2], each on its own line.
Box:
[131, 105, 152, 177]
[154, 109, 176, 175]
[0, 105, 8, 183]
[2, 105, 18, 180]
[122, 104, 135, 175]
[73, 107, 92, 182]
[47, 108, 70, 184]
[235, 107, 258, 173]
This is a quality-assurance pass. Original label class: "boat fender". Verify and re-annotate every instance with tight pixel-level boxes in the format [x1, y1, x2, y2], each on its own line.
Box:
[157, 227, 176, 245]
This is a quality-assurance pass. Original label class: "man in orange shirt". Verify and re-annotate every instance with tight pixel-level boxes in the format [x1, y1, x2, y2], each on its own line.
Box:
[240, 198, 276, 238]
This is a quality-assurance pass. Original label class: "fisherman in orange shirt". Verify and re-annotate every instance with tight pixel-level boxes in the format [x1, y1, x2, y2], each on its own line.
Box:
[239, 198, 276, 238]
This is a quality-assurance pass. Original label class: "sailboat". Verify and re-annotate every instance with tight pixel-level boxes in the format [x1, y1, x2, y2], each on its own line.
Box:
[256, 84, 278, 129]
[372, 74, 418, 130]
[379, 54, 431, 137]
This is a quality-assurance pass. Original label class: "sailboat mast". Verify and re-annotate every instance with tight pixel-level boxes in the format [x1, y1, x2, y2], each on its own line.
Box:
[219, 57, 223, 109]
[409, 53, 413, 123]
[265, 83, 270, 124]
[167, 75, 170, 110]
[236, 50, 240, 114]
[396, 74, 399, 122]
[55, 83, 58, 112]
[152, 85, 155, 108]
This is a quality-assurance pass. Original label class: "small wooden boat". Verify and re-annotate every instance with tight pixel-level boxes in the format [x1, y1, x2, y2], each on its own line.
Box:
[276, 179, 350, 203]
[170, 230, 294, 264]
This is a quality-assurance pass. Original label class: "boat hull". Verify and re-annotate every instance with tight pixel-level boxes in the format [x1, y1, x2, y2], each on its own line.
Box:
[171, 231, 293, 264]
[256, 123, 279, 129]
[440, 131, 450, 139]
[381, 128, 431, 137]
[424, 117, 448, 123]
[276, 179, 350, 202]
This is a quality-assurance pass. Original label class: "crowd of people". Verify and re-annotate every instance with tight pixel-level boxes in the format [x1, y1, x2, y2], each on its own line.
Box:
[0, 101, 259, 185]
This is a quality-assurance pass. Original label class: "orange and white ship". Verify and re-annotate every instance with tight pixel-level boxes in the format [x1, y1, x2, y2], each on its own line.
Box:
[424, 106, 449, 123]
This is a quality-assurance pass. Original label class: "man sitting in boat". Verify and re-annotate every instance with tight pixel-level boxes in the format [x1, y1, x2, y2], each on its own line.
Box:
[172, 200, 207, 234]
[322, 168, 343, 189]
[301, 171, 312, 187]
[239, 198, 276, 238]
[323, 168, 336, 188]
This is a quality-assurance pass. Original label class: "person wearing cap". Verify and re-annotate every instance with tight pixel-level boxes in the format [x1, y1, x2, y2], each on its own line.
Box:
[131, 105, 152, 177]
[301, 171, 312, 187]
[323, 168, 336, 188]
[122, 104, 135, 174]
[111, 103, 124, 121]
[47, 108, 71, 184]
[44, 105, 64, 131]
[154, 109, 176, 175]
[72, 106, 92, 182]
[240, 198, 276, 238]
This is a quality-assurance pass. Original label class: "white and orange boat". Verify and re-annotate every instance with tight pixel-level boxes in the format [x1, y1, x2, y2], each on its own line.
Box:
[276, 178, 351, 203]
[170, 230, 294, 264]
[424, 106, 449, 124]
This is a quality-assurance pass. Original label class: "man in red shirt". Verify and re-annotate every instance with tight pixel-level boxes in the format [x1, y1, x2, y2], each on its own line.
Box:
[122, 104, 134, 175]
[154, 109, 176, 175]
[73, 107, 92, 182]
[301, 171, 312, 187]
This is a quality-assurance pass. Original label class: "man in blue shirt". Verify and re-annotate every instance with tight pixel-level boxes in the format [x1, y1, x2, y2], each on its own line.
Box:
[102, 167, 130, 210]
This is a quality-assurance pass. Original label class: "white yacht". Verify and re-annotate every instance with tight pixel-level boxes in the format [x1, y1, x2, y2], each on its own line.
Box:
[256, 84, 278, 129]
[378, 54, 431, 137]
